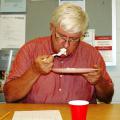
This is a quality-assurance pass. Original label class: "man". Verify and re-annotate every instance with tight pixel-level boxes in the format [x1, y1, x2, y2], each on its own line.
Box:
[3, 3, 114, 103]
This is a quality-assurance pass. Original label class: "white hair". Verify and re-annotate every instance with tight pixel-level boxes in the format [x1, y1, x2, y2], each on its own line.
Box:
[51, 3, 89, 34]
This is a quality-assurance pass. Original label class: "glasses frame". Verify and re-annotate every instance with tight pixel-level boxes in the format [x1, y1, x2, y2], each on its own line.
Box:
[55, 32, 80, 43]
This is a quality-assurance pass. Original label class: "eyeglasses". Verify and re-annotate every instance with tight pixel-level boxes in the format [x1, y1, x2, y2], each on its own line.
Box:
[55, 32, 80, 43]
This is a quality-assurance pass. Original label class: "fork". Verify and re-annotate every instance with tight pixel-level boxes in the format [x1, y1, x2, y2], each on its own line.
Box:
[52, 48, 67, 57]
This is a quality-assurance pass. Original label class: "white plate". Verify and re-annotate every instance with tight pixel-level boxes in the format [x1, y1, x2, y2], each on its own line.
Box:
[52, 68, 99, 74]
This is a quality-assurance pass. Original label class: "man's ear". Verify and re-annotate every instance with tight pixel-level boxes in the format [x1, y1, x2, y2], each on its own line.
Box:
[50, 22, 55, 32]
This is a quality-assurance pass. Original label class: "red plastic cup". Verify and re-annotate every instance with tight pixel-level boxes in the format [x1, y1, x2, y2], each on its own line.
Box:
[69, 100, 89, 120]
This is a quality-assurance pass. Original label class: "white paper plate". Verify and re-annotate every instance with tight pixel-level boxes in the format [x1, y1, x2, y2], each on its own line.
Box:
[52, 68, 99, 73]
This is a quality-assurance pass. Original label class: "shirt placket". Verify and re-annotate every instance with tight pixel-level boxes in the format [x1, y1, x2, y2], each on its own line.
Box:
[58, 60, 64, 92]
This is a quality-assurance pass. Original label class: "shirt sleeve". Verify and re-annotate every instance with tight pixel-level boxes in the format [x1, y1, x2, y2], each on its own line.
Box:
[93, 48, 113, 84]
[7, 43, 34, 82]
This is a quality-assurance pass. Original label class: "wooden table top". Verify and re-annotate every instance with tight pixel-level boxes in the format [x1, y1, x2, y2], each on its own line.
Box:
[0, 103, 120, 120]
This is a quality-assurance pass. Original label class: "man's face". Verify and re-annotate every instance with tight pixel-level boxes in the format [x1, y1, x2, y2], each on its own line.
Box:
[51, 25, 82, 57]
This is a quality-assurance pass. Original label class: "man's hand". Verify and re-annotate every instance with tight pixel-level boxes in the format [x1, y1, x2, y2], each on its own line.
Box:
[82, 65, 102, 85]
[82, 65, 114, 103]
[32, 55, 54, 74]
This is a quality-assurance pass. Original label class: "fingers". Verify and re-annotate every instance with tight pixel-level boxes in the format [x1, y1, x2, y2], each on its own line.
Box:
[93, 64, 101, 71]
[82, 72, 99, 84]
[41, 55, 53, 61]
[82, 65, 102, 84]
[33, 55, 54, 74]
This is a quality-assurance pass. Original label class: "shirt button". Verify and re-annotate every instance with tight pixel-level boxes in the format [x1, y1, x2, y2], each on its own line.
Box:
[60, 75, 63, 78]
[59, 88, 62, 92]
[61, 61, 64, 63]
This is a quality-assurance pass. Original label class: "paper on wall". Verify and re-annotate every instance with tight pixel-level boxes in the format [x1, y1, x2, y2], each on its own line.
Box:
[0, 14, 26, 49]
[59, 0, 85, 10]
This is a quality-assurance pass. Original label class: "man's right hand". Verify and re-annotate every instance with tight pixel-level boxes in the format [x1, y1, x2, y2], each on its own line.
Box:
[32, 55, 54, 74]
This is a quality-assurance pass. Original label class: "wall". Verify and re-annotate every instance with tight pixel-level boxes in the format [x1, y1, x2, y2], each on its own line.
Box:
[26, 0, 58, 40]
[86, 0, 112, 36]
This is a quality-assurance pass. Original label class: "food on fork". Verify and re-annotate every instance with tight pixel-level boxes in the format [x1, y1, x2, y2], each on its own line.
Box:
[52, 48, 67, 57]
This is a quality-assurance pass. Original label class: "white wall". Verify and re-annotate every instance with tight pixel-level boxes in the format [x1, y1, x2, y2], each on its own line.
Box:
[108, 0, 120, 103]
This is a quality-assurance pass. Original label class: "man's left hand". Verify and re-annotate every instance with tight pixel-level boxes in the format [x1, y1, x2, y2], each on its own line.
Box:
[82, 65, 102, 85]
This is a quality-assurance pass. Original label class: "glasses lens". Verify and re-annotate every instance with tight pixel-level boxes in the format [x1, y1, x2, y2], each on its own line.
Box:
[55, 33, 80, 43]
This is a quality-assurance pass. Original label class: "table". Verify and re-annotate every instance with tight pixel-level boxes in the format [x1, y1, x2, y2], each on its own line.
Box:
[0, 104, 120, 120]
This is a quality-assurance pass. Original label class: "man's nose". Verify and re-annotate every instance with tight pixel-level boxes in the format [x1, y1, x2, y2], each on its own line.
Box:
[64, 38, 70, 48]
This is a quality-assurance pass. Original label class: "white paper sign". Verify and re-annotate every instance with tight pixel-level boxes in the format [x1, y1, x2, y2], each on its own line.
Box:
[0, 14, 26, 49]
[0, 0, 26, 12]
[59, 0, 85, 10]
[83, 29, 95, 45]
